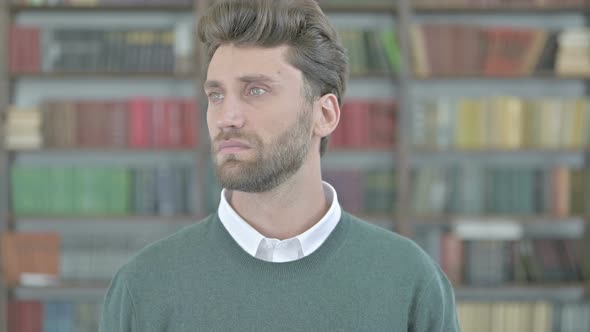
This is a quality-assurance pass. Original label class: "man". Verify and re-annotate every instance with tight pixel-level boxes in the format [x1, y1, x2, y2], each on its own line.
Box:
[100, 0, 460, 331]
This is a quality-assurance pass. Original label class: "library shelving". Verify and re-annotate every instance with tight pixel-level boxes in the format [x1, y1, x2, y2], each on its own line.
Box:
[1, 0, 590, 331]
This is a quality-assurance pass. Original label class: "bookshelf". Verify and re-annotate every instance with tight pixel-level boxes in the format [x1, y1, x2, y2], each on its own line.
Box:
[406, 1, 590, 331]
[1, 0, 590, 331]
[455, 285, 587, 302]
[0, 1, 207, 331]
[9, 4, 193, 13]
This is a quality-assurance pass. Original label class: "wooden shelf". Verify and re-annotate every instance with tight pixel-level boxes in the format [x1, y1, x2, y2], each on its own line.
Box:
[414, 5, 590, 14]
[413, 216, 586, 239]
[323, 149, 587, 168]
[10, 148, 197, 154]
[455, 285, 587, 302]
[9, 4, 193, 13]
[12, 4, 588, 15]
[411, 149, 586, 167]
[10, 71, 194, 80]
[414, 73, 590, 81]
[10, 281, 109, 300]
[320, 3, 396, 13]
[13, 215, 196, 223]
[322, 149, 395, 169]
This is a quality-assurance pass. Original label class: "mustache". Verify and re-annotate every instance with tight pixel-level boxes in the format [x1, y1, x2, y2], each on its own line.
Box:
[213, 130, 260, 146]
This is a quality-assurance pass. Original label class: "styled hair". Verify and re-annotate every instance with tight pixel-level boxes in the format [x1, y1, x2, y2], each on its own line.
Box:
[197, 0, 349, 156]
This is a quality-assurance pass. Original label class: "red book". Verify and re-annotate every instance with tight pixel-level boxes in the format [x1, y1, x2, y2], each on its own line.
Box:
[441, 233, 463, 286]
[483, 27, 541, 76]
[76, 101, 105, 147]
[106, 101, 129, 148]
[28, 27, 41, 73]
[20, 301, 43, 332]
[182, 100, 199, 147]
[163, 99, 184, 147]
[151, 99, 167, 147]
[7, 300, 19, 332]
[369, 101, 397, 148]
[23, 27, 33, 73]
[343, 101, 370, 148]
[329, 123, 345, 150]
[129, 97, 153, 148]
[422, 25, 444, 76]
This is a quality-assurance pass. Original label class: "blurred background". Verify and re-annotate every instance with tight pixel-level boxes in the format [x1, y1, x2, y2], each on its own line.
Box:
[0, 0, 589, 331]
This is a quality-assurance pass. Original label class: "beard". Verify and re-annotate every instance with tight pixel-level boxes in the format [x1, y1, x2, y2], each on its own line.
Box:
[212, 108, 313, 193]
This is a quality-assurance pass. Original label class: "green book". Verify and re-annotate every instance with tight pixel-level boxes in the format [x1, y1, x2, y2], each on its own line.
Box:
[48, 167, 75, 216]
[107, 167, 131, 216]
[74, 168, 108, 216]
[11, 166, 50, 216]
[379, 30, 401, 74]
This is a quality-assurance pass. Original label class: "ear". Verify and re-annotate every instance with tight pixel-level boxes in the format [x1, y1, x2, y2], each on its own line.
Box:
[313, 93, 341, 138]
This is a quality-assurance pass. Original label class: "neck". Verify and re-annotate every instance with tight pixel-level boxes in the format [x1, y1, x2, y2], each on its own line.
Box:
[229, 155, 329, 240]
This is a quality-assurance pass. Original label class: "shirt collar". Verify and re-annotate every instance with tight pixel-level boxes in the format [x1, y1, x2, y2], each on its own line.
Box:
[218, 182, 342, 258]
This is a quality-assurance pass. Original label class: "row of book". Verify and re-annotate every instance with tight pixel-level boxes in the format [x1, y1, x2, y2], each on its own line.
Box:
[9, 23, 194, 74]
[4, 97, 199, 150]
[8, 299, 590, 332]
[412, 97, 590, 150]
[2, 226, 182, 286]
[330, 100, 397, 149]
[458, 301, 590, 332]
[412, 166, 585, 217]
[438, 236, 589, 286]
[9, 24, 587, 78]
[412, 25, 586, 77]
[411, 0, 589, 8]
[8, 300, 101, 332]
[60, 232, 161, 281]
[338, 29, 400, 76]
[11, 164, 195, 217]
[323, 169, 396, 215]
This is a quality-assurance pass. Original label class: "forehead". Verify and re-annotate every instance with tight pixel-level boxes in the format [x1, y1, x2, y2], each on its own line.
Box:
[206, 44, 303, 84]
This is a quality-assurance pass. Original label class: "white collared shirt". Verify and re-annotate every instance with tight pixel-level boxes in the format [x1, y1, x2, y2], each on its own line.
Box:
[218, 182, 342, 263]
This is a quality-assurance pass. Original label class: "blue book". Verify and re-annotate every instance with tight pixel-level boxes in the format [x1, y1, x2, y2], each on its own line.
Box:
[43, 301, 57, 332]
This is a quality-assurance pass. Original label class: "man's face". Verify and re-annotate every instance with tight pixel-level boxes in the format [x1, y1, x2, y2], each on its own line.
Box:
[204, 44, 314, 193]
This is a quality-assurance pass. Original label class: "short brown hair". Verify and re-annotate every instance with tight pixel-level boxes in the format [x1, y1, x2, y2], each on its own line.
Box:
[198, 0, 349, 157]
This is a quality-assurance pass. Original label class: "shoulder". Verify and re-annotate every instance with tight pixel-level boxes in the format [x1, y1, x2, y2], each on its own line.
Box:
[114, 214, 217, 282]
[343, 212, 440, 276]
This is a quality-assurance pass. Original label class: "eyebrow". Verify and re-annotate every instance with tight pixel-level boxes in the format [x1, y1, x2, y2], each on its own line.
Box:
[204, 74, 279, 90]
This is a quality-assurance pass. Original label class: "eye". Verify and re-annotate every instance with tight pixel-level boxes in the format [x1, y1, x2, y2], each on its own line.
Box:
[208, 92, 224, 102]
[248, 87, 267, 96]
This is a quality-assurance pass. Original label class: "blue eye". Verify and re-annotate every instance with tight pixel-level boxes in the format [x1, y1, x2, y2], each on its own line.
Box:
[208, 92, 224, 102]
[249, 87, 267, 96]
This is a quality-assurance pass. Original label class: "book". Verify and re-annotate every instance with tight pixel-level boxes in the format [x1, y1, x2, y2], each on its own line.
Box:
[1, 232, 61, 287]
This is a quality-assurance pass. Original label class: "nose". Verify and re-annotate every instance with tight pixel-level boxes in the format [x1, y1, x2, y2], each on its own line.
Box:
[215, 96, 246, 131]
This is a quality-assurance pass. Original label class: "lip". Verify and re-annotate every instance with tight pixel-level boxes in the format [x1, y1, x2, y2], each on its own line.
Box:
[217, 140, 251, 154]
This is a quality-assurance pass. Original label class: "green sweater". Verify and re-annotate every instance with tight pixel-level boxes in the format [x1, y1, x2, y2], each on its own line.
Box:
[100, 212, 460, 331]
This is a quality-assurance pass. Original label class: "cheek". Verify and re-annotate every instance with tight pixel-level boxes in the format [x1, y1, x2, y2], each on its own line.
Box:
[206, 110, 217, 136]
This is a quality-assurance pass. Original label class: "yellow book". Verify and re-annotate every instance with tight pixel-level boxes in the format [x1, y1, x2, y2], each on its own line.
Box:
[476, 99, 489, 149]
[411, 25, 430, 78]
[503, 302, 519, 332]
[487, 98, 504, 149]
[532, 301, 552, 332]
[569, 99, 587, 149]
[490, 302, 506, 332]
[473, 302, 492, 332]
[539, 99, 562, 149]
[517, 302, 533, 332]
[503, 97, 524, 149]
[457, 302, 476, 332]
[455, 100, 472, 149]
